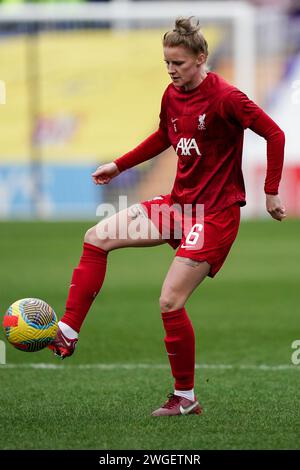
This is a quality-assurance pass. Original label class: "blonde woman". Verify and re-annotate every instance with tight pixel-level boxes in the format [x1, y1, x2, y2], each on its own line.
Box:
[49, 17, 285, 417]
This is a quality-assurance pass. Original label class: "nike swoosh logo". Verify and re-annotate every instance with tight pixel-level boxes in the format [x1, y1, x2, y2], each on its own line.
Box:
[180, 401, 199, 415]
[70, 284, 76, 288]
[64, 339, 72, 347]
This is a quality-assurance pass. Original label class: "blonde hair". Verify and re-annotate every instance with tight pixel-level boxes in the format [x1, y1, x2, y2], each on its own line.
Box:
[163, 17, 208, 57]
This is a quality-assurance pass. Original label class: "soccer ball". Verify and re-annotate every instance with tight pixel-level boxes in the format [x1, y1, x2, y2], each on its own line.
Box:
[2, 298, 58, 352]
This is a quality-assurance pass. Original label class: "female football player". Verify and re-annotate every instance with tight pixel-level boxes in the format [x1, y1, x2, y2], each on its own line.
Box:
[49, 17, 285, 416]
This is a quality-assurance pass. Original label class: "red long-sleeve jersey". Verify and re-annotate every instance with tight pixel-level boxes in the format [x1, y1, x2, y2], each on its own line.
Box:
[114, 72, 285, 214]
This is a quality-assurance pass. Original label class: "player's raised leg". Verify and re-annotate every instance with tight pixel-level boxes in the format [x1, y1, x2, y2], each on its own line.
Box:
[49, 204, 165, 358]
[152, 256, 210, 416]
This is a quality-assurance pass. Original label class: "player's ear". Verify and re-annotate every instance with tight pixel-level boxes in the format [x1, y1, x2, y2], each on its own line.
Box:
[196, 53, 206, 67]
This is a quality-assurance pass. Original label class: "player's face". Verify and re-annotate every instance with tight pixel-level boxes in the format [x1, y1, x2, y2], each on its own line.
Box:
[163, 46, 206, 91]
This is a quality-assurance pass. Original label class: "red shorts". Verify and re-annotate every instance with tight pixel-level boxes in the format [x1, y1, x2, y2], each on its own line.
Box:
[141, 194, 240, 278]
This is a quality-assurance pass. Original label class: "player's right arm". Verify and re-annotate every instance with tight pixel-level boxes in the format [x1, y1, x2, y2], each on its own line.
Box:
[92, 89, 170, 184]
[113, 126, 170, 173]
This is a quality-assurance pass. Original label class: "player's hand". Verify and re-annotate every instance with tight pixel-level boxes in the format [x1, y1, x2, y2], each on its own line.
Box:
[92, 162, 120, 185]
[266, 194, 286, 221]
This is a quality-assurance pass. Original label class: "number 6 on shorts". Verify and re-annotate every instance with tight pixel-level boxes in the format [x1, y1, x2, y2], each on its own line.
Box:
[181, 224, 203, 248]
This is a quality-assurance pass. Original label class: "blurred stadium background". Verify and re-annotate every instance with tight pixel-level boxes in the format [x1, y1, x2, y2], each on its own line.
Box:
[1, 1, 300, 451]
[0, 0, 299, 219]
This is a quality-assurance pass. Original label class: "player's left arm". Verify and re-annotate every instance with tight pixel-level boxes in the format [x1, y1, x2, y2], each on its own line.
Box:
[249, 110, 286, 221]
[222, 89, 286, 221]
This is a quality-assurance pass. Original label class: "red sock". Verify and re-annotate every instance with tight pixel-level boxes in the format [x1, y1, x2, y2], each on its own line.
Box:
[61, 242, 108, 333]
[161, 307, 195, 390]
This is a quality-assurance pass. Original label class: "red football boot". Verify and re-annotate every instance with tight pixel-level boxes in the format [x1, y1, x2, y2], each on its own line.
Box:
[151, 393, 203, 417]
[48, 326, 78, 359]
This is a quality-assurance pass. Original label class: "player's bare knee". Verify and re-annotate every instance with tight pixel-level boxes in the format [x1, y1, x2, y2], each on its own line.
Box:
[159, 294, 183, 312]
[95, 218, 123, 250]
[84, 227, 97, 244]
[84, 226, 109, 250]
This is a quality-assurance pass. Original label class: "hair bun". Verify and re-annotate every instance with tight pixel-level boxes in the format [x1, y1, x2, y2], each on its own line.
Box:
[174, 17, 201, 36]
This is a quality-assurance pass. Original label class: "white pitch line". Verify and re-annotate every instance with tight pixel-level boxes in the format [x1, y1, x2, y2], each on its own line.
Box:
[0, 363, 299, 371]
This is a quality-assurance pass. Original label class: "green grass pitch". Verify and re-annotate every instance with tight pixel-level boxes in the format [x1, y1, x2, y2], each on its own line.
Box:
[0, 219, 299, 450]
